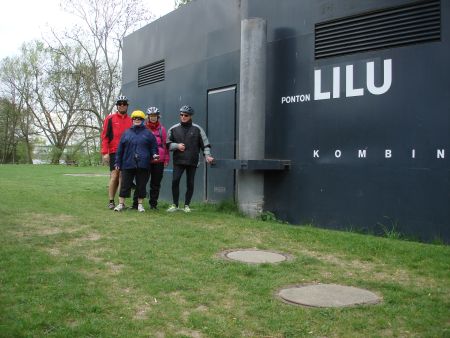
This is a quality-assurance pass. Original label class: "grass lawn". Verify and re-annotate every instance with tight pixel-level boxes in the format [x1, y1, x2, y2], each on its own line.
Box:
[0, 164, 449, 337]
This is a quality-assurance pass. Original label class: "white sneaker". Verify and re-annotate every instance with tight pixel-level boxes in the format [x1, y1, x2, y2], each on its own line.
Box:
[184, 205, 191, 213]
[166, 204, 178, 212]
[114, 203, 125, 212]
[137, 204, 145, 212]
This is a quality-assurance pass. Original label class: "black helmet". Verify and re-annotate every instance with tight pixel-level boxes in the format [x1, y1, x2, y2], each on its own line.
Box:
[179, 105, 194, 115]
[146, 106, 160, 116]
[116, 95, 129, 105]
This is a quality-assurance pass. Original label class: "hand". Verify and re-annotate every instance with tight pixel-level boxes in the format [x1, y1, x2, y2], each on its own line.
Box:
[102, 154, 110, 165]
[178, 143, 185, 152]
[153, 154, 160, 160]
[205, 155, 214, 164]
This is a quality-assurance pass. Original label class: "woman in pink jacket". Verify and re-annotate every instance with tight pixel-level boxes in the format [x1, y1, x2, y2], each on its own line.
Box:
[132, 106, 170, 210]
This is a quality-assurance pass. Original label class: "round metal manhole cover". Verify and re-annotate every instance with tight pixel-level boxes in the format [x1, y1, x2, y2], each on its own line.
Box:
[278, 284, 381, 308]
[224, 249, 288, 264]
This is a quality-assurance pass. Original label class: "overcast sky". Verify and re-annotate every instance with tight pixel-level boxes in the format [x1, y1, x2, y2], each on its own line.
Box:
[0, 0, 175, 60]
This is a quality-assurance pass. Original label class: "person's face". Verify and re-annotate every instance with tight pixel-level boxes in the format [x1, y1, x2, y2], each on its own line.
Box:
[180, 112, 191, 122]
[148, 114, 158, 123]
[132, 117, 143, 125]
[117, 101, 128, 114]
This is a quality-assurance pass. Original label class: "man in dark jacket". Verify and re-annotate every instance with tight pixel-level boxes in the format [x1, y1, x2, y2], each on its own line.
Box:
[166, 105, 214, 213]
[114, 110, 159, 212]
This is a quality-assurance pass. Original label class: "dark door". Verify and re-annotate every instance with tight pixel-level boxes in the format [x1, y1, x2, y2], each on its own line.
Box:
[206, 86, 236, 202]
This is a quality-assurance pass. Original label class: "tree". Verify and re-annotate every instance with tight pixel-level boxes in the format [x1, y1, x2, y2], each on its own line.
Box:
[50, 0, 153, 131]
[175, 0, 192, 8]
[0, 55, 38, 164]
[1, 41, 87, 164]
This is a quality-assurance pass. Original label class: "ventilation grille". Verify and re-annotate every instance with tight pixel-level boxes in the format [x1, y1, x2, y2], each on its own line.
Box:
[315, 0, 441, 59]
[138, 60, 165, 87]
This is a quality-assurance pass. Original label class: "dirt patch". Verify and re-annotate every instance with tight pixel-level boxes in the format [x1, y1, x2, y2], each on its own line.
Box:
[298, 247, 439, 288]
[105, 262, 124, 274]
[176, 329, 202, 338]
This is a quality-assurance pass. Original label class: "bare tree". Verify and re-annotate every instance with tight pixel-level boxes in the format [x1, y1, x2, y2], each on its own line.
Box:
[175, 0, 192, 8]
[49, 0, 153, 131]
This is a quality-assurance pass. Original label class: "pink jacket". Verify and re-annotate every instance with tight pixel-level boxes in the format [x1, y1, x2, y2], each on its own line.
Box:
[146, 121, 170, 165]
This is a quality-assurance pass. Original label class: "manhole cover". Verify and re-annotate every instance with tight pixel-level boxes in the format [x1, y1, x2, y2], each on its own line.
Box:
[278, 284, 381, 308]
[224, 249, 288, 264]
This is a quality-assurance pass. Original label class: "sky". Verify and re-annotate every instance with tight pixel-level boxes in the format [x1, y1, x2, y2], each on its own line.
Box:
[0, 0, 175, 60]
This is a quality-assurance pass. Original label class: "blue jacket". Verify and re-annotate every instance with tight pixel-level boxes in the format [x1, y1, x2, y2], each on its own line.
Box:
[115, 124, 158, 170]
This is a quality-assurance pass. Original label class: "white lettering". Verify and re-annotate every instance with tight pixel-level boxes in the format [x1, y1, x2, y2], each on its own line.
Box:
[367, 59, 392, 95]
[301, 94, 311, 102]
[411, 149, 415, 158]
[385, 149, 392, 158]
[281, 94, 311, 104]
[346, 65, 364, 97]
[333, 67, 340, 98]
[335, 150, 342, 158]
[313, 150, 319, 158]
[437, 149, 445, 159]
[314, 69, 331, 100]
[358, 149, 367, 158]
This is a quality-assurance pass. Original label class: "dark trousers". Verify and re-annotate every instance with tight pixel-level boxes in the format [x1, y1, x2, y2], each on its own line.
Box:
[120, 168, 150, 199]
[133, 163, 164, 207]
[172, 164, 197, 207]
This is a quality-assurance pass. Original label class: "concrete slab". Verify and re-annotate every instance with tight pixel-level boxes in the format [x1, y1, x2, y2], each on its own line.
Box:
[224, 249, 289, 264]
[278, 284, 381, 308]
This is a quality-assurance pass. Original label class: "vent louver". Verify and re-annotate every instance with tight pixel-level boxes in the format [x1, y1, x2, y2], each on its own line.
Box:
[315, 0, 441, 59]
[138, 60, 165, 87]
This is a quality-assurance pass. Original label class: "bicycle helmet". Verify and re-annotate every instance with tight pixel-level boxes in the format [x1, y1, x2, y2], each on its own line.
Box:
[131, 110, 146, 119]
[116, 95, 129, 105]
[146, 106, 160, 116]
[179, 105, 194, 115]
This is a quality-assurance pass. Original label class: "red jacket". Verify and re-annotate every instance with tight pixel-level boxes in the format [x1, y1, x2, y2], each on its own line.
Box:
[146, 120, 170, 165]
[101, 112, 132, 155]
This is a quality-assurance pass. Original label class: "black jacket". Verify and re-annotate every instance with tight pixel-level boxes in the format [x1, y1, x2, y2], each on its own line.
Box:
[167, 121, 211, 166]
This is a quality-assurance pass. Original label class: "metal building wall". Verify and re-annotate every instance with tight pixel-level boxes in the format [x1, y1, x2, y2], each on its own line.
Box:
[123, 0, 449, 242]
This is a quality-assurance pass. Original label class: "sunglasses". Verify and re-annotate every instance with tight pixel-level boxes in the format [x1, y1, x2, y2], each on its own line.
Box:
[180, 113, 190, 117]
[132, 117, 144, 121]
[117, 102, 128, 106]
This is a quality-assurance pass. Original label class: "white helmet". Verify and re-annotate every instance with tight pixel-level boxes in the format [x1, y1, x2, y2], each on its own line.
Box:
[146, 106, 160, 116]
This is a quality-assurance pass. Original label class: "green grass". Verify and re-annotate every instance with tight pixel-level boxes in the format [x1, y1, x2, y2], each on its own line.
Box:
[0, 164, 449, 337]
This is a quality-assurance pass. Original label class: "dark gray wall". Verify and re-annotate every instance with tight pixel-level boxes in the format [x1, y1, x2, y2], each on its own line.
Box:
[123, 0, 241, 202]
[123, 0, 449, 242]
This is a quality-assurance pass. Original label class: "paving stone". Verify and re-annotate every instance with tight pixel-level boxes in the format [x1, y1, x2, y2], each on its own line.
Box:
[278, 284, 381, 308]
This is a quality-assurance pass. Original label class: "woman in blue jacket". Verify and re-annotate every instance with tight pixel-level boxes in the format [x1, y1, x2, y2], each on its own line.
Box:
[114, 110, 159, 212]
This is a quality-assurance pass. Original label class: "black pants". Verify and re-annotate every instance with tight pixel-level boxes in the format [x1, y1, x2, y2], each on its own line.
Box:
[172, 164, 197, 207]
[120, 168, 150, 199]
[133, 163, 164, 207]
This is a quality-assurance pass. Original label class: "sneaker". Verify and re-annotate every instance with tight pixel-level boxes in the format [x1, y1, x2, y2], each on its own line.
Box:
[166, 204, 178, 212]
[184, 205, 191, 213]
[137, 204, 145, 212]
[108, 201, 115, 210]
[114, 203, 125, 212]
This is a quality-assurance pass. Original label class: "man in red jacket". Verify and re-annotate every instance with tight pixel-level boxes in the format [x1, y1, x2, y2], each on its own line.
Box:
[101, 95, 132, 209]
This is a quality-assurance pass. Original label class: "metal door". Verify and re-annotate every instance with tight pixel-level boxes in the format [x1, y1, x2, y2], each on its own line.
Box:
[206, 86, 236, 202]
